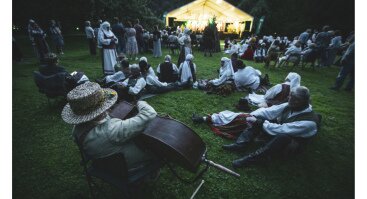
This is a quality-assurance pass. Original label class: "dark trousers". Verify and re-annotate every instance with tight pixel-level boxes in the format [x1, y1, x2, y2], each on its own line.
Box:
[334, 64, 355, 90]
[88, 38, 96, 55]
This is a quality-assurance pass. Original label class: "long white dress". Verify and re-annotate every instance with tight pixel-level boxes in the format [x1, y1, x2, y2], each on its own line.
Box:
[98, 22, 118, 75]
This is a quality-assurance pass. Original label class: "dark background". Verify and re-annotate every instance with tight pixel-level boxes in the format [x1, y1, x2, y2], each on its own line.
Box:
[13, 0, 354, 37]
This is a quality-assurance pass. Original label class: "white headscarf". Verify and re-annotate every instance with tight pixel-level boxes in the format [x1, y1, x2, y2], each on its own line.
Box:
[183, 28, 190, 35]
[180, 54, 194, 82]
[164, 55, 171, 62]
[140, 56, 148, 63]
[101, 21, 114, 37]
[220, 57, 234, 78]
[285, 72, 301, 90]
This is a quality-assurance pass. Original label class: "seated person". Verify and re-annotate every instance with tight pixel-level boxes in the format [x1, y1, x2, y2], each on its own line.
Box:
[222, 86, 321, 168]
[156, 55, 179, 83]
[224, 37, 231, 50]
[113, 64, 146, 102]
[231, 53, 239, 72]
[264, 40, 280, 67]
[62, 82, 159, 174]
[113, 53, 127, 72]
[139, 57, 156, 77]
[98, 59, 130, 87]
[234, 60, 262, 92]
[247, 72, 301, 108]
[178, 54, 197, 85]
[208, 57, 234, 86]
[39, 53, 67, 76]
[277, 41, 302, 67]
[240, 45, 254, 61]
[39, 53, 89, 91]
[253, 43, 267, 62]
[141, 61, 183, 94]
[238, 41, 249, 57]
[300, 43, 317, 63]
[224, 40, 240, 54]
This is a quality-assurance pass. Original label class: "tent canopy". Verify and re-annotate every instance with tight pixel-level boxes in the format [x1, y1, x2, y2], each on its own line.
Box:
[166, 0, 253, 33]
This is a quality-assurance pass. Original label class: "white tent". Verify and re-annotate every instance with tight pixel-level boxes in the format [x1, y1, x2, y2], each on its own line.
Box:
[166, 0, 253, 34]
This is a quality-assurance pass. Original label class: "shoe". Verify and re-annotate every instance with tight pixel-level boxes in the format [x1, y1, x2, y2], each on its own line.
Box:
[222, 143, 246, 152]
[232, 155, 257, 168]
[192, 114, 205, 123]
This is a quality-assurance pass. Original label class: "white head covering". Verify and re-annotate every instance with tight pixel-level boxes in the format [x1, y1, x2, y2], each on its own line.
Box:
[164, 55, 171, 62]
[220, 57, 234, 78]
[285, 72, 301, 90]
[101, 21, 114, 37]
[140, 56, 148, 63]
[185, 54, 194, 61]
[180, 54, 194, 82]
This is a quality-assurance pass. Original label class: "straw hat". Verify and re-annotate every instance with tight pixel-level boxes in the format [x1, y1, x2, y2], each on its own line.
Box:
[61, 82, 118, 124]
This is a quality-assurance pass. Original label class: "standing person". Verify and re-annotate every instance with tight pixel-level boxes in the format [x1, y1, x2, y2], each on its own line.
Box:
[94, 19, 103, 66]
[98, 21, 118, 75]
[315, 25, 333, 67]
[326, 30, 342, 66]
[111, 17, 125, 54]
[49, 20, 64, 54]
[298, 29, 311, 49]
[84, 21, 96, 55]
[177, 28, 192, 66]
[152, 25, 162, 58]
[330, 42, 355, 91]
[28, 19, 50, 63]
[202, 26, 215, 57]
[134, 19, 144, 53]
[125, 21, 139, 61]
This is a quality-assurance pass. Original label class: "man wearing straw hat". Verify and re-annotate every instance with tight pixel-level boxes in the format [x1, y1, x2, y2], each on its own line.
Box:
[61, 82, 158, 170]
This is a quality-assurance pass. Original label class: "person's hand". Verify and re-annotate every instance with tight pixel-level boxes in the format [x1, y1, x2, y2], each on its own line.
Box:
[246, 116, 257, 123]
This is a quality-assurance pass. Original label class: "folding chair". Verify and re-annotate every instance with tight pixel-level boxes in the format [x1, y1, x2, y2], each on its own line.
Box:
[73, 133, 162, 199]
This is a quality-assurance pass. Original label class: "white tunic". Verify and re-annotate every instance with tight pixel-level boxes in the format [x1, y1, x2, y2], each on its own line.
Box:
[210, 58, 234, 86]
[234, 66, 261, 90]
[251, 103, 317, 138]
[105, 71, 126, 83]
[178, 61, 196, 83]
[98, 23, 118, 75]
[122, 77, 146, 95]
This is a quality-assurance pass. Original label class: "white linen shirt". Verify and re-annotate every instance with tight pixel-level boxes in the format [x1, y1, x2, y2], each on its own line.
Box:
[251, 103, 317, 138]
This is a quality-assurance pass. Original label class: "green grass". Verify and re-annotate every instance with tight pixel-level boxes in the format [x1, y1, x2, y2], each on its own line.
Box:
[13, 35, 354, 199]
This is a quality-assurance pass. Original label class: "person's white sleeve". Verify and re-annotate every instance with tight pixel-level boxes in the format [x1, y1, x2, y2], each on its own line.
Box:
[264, 84, 282, 100]
[156, 64, 161, 73]
[128, 78, 146, 95]
[194, 63, 197, 73]
[172, 64, 179, 74]
[251, 103, 288, 120]
[107, 101, 157, 142]
[98, 32, 111, 45]
[211, 70, 229, 86]
[262, 120, 317, 138]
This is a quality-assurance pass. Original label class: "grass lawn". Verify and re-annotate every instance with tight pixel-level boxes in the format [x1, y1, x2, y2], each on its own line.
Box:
[13, 35, 354, 199]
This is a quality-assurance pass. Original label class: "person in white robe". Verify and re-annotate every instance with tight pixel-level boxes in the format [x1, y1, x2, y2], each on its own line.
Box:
[139, 57, 156, 77]
[225, 40, 240, 54]
[247, 72, 301, 107]
[234, 61, 261, 91]
[98, 21, 118, 75]
[178, 54, 196, 84]
[208, 57, 234, 86]
[222, 86, 321, 168]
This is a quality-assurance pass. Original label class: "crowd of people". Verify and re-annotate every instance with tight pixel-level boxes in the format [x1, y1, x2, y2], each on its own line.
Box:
[22, 18, 354, 194]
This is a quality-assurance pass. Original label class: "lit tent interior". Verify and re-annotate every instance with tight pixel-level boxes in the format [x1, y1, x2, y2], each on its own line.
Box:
[165, 0, 253, 34]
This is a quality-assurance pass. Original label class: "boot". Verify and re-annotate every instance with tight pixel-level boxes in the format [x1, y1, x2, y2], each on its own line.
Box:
[222, 129, 252, 151]
[232, 145, 270, 168]
[192, 114, 205, 123]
